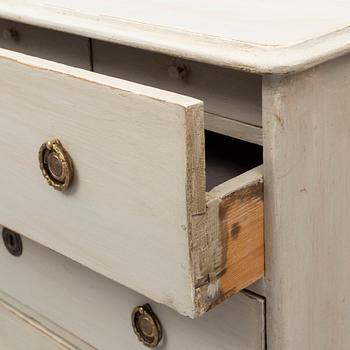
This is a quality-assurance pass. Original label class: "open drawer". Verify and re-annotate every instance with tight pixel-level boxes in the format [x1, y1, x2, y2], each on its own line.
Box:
[0, 48, 263, 317]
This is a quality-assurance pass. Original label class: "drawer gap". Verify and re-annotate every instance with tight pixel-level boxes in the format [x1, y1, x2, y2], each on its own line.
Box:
[205, 130, 263, 191]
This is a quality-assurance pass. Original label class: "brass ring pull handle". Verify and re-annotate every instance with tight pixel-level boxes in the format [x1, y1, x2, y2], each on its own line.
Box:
[132, 304, 163, 348]
[39, 139, 74, 191]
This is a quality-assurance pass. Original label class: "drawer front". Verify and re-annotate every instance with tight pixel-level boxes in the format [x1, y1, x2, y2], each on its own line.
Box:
[0, 235, 265, 350]
[0, 298, 80, 350]
[0, 48, 263, 316]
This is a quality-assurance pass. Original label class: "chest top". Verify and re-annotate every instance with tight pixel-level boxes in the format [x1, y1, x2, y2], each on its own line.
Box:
[2, 0, 350, 73]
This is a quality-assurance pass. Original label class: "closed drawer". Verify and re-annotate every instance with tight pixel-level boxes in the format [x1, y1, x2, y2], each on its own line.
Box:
[0, 298, 80, 350]
[0, 48, 264, 317]
[0, 235, 266, 350]
[0, 18, 90, 68]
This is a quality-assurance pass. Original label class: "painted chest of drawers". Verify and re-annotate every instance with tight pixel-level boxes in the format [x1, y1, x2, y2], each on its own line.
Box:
[0, 1, 350, 349]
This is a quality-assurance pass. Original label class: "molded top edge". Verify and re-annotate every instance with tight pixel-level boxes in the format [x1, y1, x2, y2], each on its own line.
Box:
[1, 1, 350, 73]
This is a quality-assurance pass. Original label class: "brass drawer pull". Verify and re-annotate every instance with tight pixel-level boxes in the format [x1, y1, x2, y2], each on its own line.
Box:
[39, 139, 74, 191]
[132, 304, 162, 348]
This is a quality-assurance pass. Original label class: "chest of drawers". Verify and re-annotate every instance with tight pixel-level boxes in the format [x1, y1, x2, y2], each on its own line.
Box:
[0, 1, 350, 349]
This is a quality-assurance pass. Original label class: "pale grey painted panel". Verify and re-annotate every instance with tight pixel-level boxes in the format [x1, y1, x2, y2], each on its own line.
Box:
[263, 53, 350, 349]
[0, 298, 80, 350]
[0, 18, 90, 68]
[0, 235, 265, 350]
[0, 48, 203, 316]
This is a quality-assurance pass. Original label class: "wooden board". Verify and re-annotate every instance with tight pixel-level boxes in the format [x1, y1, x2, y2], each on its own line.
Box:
[0, 299, 80, 350]
[0, 235, 265, 350]
[263, 53, 350, 349]
[0, 0, 349, 72]
[197, 167, 264, 313]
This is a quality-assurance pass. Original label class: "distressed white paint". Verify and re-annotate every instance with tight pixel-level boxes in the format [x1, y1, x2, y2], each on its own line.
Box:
[0, 298, 81, 350]
[0, 0, 350, 72]
[0, 235, 265, 350]
[0, 48, 203, 316]
[263, 53, 350, 349]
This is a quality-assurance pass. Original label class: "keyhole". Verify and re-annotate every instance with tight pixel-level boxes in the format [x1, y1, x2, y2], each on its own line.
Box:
[2, 228, 23, 257]
[8, 234, 14, 248]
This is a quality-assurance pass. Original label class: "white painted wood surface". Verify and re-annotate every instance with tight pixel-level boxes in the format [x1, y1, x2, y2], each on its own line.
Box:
[0, 48, 203, 316]
[0, 18, 91, 69]
[263, 53, 350, 349]
[205, 113, 262, 146]
[0, 0, 350, 72]
[0, 298, 80, 350]
[0, 235, 265, 350]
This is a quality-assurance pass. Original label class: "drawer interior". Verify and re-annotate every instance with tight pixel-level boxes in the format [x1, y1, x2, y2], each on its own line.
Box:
[0, 18, 262, 145]
[205, 130, 262, 191]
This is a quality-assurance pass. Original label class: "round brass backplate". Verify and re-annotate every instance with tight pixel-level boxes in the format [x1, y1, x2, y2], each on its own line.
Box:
[132, 304, 163, 348]
[39, 139, 74, 191]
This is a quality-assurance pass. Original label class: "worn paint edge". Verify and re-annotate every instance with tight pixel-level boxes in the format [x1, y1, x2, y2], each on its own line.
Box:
[192, 167, 264, 317]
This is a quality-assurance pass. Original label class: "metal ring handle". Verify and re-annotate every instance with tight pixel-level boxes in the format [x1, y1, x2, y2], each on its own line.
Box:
[132, 304, 163, 348]
[39, 139, 74, 191]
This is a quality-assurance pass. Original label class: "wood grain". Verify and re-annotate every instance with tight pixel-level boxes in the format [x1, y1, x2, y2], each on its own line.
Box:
[218, 180, 264, 300]
[194, 167, 264, 315]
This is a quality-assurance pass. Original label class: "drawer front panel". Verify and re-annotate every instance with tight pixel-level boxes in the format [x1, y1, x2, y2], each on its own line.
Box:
[0, 298, 79, 350]
[0, 48, 203, 316]
[0, 235, 265, 350]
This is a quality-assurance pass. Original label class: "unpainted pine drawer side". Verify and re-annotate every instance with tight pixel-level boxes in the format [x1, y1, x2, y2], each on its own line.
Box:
[193, 166, 264, 315]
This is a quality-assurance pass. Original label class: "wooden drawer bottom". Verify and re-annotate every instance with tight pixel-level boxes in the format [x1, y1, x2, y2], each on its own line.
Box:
[0, 234, 265, 350]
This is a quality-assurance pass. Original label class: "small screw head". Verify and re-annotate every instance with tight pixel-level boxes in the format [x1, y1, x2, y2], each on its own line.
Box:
[2, 228, 23, 257]
[168, 61, 189, 80]
[2, 28, 20, 42]
[132, 304, 163, 348]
